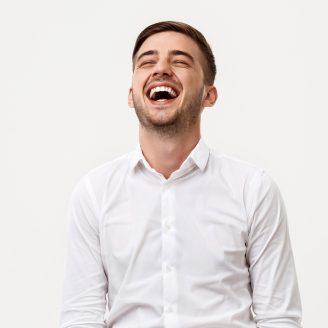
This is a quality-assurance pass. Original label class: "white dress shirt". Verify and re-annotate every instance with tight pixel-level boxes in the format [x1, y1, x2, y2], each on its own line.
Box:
[60, 138, 302, 328]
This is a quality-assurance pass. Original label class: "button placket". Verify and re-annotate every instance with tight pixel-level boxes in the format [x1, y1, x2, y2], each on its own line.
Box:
[161, 181, 178, 326]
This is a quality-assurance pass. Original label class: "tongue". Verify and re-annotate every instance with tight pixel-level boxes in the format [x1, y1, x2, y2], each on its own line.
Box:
[156, 98, 172, 102]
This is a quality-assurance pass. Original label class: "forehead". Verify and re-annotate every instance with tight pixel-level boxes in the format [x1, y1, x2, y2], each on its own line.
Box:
[136, 31, 202, 60]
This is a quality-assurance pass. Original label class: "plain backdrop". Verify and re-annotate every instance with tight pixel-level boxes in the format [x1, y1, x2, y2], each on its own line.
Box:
[1, 0, 327, 327]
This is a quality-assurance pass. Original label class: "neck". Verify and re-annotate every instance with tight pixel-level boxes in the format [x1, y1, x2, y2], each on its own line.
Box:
[139, 125, 201, 179]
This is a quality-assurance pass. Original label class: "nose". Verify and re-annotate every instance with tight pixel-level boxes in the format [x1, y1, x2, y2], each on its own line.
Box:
[152, 58, 172, 77]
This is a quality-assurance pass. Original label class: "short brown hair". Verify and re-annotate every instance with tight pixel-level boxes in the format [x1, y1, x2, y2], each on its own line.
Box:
[132, 21, 216, 85]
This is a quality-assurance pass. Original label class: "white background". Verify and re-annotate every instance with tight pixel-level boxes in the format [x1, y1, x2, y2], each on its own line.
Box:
[1, 0, 327, 327]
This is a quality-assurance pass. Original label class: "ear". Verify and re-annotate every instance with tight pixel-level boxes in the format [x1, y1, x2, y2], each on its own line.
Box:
[202, 85, 218, 108]
[128, 87, 134, 108]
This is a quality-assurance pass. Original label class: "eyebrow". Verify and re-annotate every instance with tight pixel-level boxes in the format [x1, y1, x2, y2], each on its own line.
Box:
[170, 50, 195, 63]
[136, 50, 157, 63]
[136, 49, 195, 63]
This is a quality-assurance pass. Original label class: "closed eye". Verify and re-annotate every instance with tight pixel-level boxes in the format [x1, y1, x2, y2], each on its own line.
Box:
[173, 60, 189, 66]
[138, 60, 156, 68]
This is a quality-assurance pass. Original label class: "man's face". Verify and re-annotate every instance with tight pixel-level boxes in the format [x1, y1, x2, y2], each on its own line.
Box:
[128, 31, 215, 137]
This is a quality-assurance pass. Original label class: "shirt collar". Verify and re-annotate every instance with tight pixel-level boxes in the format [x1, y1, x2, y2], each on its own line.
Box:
[129, 137, 210, 173]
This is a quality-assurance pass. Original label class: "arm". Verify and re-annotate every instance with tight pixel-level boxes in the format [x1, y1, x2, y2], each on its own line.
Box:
[246, 171, 302, 327]
[60, 176, 108, 328]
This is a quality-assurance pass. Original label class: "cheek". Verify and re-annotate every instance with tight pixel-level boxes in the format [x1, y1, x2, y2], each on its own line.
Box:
[182, 76, 203, 93]
[132, 71, 150, 88]
[178, 69, 202, 85]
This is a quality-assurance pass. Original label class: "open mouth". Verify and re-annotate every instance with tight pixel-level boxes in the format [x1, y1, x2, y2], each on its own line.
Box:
[146, 85, 180, 103]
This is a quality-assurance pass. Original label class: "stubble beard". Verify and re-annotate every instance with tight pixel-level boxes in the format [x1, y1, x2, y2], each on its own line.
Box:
[132, 87, 204, 138]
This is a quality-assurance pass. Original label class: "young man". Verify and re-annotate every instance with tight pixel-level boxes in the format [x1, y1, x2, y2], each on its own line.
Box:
[60, 21, 302, 327]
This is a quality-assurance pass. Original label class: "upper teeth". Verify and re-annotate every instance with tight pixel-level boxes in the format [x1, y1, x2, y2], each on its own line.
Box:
[149, 86, 177, 99]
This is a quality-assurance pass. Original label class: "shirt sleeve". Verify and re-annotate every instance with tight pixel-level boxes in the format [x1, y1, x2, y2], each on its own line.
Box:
[60, 175, 108, 328]
[246, 171, 302, 328]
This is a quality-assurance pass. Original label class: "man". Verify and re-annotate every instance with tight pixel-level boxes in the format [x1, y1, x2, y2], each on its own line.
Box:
[60, 21, 302, 327]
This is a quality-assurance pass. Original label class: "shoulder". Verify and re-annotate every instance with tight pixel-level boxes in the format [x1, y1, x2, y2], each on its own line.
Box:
[72, 150, 135, 200]
[207, 148, 266, 185]
[207, 148, 279, 211]
[87, 151, 134, 181]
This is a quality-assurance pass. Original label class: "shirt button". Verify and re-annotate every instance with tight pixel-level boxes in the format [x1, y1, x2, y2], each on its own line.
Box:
[163, 182, 171, 189]
[163, 262, 174, 273]
[164, 222, 172, 232]
[164, 304, 173, 313]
